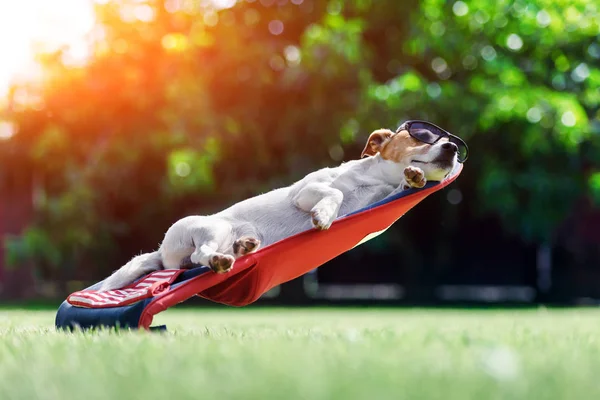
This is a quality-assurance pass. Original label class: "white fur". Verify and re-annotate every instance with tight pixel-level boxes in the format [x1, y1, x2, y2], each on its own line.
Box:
[99, 140, 457, 290]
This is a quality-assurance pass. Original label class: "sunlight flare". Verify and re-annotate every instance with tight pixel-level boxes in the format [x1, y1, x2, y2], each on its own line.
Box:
[0, 0, 95, 97]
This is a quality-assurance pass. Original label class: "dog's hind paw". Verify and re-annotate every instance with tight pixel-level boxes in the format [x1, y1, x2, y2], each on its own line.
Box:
[209, 254, 235, 273]
[233, 237, 261, 257]
[404, 166, 426, 189]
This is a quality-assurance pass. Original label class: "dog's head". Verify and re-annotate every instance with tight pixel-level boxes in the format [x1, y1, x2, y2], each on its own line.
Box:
[361, 128, 458, 182]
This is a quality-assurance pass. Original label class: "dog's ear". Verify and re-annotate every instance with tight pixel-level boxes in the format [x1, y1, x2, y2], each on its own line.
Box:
[361, 129, 394, 158]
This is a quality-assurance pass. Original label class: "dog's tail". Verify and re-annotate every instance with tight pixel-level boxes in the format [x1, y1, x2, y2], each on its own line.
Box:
[99, 251, 163, 291]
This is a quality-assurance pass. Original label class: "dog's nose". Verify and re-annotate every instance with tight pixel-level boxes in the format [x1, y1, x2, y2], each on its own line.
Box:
[441, 142, 458, 154]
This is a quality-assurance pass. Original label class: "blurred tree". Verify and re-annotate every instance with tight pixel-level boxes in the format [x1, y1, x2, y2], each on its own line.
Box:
[0, 0, 365, 283]
[356, 0, 600, 242]
[1, 0, 599, 298]
[350, 0, 600, 299]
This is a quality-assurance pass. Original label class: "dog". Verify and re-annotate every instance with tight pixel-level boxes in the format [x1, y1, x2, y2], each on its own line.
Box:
[99, 126, 459, 290]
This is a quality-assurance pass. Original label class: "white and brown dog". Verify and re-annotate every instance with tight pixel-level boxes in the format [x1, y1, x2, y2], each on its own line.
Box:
[100, 125, 460, 290]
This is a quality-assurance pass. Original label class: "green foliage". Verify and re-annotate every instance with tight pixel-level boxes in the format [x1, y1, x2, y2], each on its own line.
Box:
[4, 228, 60, 269]
[168, 142, 218, 193]
[590, 173, 600, 206]
[1, 0, 599, 281]
[354, 0, 600, 242]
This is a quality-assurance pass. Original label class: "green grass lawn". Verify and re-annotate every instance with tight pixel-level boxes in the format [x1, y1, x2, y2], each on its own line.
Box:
[1, 307, 600, 400]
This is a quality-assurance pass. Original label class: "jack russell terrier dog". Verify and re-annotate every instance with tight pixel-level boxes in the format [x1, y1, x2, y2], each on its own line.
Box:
[100, 120, 468, 290]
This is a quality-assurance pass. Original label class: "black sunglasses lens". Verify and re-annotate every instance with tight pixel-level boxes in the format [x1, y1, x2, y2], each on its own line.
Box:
[404, 121, 469, 162]
[409, 122, 443, 144]
[449, 136, 468, 162]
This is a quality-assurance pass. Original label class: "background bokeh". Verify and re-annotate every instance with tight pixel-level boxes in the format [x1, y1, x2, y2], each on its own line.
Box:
[0, 0, 599, 304]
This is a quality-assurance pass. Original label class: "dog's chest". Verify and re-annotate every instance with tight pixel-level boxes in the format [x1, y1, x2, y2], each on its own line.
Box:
[331, 177, 394, 217]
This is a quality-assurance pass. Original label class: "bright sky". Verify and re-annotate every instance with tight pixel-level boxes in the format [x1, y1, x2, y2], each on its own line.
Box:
[0, 0, 96, 97]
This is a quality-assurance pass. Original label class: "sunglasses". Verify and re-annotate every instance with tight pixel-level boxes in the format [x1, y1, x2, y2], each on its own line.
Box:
[397, 120, 469, 163]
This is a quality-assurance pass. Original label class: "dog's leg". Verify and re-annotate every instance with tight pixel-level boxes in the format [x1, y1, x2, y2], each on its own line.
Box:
[190, 242, 235, 273]
[293, 183, 344, 230]
[233, 236, 261, 258]
[403, 166, 426, 189]
[188, 220, 236, 273]
[385, 166, 427, 199]
[310, 195, 342, 230]
[162, 217, 235, 273]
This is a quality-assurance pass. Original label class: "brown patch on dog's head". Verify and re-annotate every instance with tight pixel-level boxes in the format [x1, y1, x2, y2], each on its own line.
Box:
[378, 129, 434, 162]
[361, 129, 431, 162]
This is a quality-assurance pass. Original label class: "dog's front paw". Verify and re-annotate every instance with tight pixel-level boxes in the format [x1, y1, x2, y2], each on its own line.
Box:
[311, 208, 336, 230]
[233, 236, 261, 257]
[209, 254, 235, 273]
[404, 166, 426, 189]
